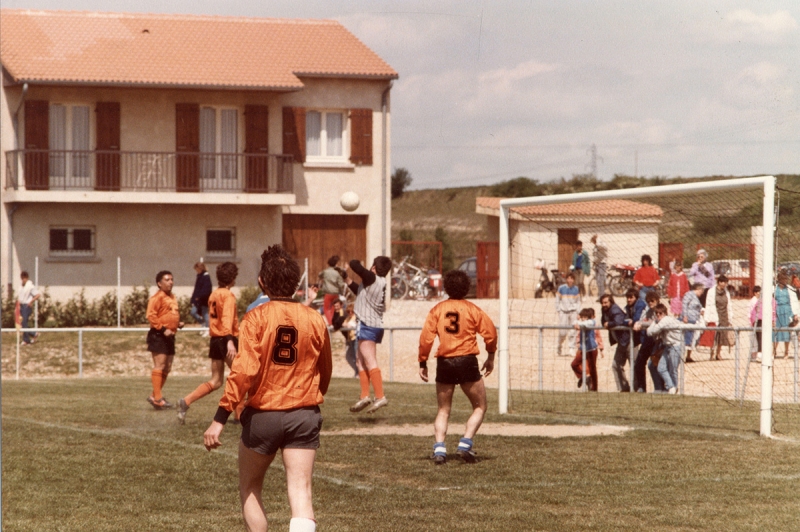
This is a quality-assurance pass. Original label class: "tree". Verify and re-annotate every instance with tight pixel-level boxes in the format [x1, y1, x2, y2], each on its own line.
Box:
[434, 227, 456, 272]
[489, 176, 542, 198]
[391, 167, 413, 199]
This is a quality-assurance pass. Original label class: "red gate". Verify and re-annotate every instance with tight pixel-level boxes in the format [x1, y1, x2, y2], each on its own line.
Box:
[476, 241, 499, 299]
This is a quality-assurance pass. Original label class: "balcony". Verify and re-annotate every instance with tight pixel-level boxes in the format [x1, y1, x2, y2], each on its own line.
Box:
[5, 150, 294, 194]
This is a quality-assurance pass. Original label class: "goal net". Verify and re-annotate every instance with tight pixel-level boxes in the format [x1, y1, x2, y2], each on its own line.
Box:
[495, 176, 800, 436]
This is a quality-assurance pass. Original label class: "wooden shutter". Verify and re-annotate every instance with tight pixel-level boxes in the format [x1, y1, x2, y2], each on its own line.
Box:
[176, 103, 200, 192]
[24, 100, 49, 190]
[95, 102, 121, 191]
[245, 105, 269, 191]
[349, 108, 373, 166]
[282, 107, 305, 163]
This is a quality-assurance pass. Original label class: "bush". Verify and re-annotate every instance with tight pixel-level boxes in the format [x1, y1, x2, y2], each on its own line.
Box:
[122, 286, 150, 326]
[237, 286, 262, 317]
[1, 289, 16, 328]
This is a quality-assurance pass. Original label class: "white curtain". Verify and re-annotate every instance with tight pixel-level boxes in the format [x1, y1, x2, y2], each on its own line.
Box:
[326, 112, 343, 156]
[200, 107, 216, 179]
[49, 104, 66, 177]
[306, 111, 321, 156]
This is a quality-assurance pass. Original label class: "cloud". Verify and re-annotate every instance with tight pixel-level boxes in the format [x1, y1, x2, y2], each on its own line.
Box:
[716, 9, 798, 43]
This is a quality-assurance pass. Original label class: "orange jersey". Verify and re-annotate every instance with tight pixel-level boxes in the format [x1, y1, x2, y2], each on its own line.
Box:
[208, 287, 239, 338]
[418, 299, 498, 363]
[219, 299, 333, 413]
[146, 290, 180, 332]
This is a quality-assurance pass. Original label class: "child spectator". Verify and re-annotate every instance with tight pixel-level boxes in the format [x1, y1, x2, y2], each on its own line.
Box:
[748, 286, 762, 362]
[647, 303, 684, 394]
[555, 273, 582, 356]
[571, 308, 604, 391]
[668, 261, 689, 316]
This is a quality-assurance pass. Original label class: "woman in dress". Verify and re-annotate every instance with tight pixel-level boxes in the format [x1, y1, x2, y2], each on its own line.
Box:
[773, 273, 797, 359]
[668, 261, 689, 316]
[704, 275, 734, 361]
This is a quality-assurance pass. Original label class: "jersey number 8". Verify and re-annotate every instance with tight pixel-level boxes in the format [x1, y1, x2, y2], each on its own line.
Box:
[272, 325, 298, 366]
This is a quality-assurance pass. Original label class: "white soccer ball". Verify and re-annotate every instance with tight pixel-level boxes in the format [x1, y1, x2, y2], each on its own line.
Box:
[340, 191, 360, 212]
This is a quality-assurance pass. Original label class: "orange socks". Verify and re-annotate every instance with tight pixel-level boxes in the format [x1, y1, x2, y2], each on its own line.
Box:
[151, 369, 163, 400]
[184, 382, 215, 406]
[358, 370, 370, 399]
[369, 368, 384, 399]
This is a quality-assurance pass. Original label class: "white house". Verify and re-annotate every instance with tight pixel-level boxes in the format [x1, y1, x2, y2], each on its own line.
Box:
[1, 10, 398, 299]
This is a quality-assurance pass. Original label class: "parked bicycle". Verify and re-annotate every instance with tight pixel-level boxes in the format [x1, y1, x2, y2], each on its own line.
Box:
[391, 256, 441, 300]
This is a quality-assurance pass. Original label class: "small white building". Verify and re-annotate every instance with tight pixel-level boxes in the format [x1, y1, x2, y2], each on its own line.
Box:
[476, 197, 664, 298]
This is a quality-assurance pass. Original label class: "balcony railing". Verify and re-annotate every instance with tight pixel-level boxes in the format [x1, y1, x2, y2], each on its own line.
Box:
[5, 150, 294, 193]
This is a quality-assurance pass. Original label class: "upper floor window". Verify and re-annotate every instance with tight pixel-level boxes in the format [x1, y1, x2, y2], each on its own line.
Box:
[200, 107, 238, 180]
[306, 110, 346, 163]
[50, 226, 95, 257]
[206, 228, 236, 257]
[49, 104, 91, 181]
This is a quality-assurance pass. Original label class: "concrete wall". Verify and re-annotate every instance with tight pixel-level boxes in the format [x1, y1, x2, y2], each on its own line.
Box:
[1, 78, 392, 300]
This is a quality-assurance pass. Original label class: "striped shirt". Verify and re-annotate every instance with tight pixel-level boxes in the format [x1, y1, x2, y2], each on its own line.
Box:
[681, 291, 703, 322]
[348, 260, 386, 328]
[556, 284, 581, 313]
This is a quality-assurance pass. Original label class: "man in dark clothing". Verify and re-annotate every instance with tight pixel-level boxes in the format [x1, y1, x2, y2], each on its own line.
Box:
[190, 262, 213, 336]
[601, 294, 631, 392]
[632, 291, 662, 392]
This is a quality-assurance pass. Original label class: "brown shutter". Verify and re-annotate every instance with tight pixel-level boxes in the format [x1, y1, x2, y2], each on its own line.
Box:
[282, 107, 305, 163]
[24, 100, 49, 190]
[349, 108, 373, 166]
[176, 103, 200, 192]
[95, 102, 121, 191]
[245, 105, 269, 192]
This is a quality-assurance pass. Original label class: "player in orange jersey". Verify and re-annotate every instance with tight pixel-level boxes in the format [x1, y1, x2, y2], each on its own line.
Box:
[145, 270, 184, 410]
[204, 245, 332, 532]
[177, 262, 239, 424]
[418, 269, 497, 464]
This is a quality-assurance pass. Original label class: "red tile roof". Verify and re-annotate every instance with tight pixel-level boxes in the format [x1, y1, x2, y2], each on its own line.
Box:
[0, 10, 398, 89]
[476, 197, 663, 217]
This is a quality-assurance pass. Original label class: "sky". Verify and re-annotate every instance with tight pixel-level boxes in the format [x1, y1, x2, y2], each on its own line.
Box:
[3, 1, 799, 189]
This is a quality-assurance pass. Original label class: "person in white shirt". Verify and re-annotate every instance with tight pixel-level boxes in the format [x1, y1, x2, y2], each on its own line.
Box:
[647, 303, 684, 394]
[18, 271, 41, 345]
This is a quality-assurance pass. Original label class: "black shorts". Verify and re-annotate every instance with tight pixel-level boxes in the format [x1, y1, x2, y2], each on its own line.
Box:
[436, 355, 481, 385]
[240, 406, 322, 456]
[209, 336, 238, 360]
[146, 328, 175, 356]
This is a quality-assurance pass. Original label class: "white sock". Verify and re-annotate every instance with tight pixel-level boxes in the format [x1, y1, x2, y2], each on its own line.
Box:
[289, 517, 316, 532]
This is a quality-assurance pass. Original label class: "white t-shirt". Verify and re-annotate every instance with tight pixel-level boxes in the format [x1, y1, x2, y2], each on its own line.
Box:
[18, 280, 40, 305]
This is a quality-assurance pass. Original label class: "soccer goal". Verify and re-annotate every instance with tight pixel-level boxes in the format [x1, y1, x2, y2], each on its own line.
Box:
[495, 176, 800, 437]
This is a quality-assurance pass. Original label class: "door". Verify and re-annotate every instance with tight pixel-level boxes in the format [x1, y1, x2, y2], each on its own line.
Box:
[95, 102, 121, 191]
[245, 105, 269, 191]
[557, 229, 578, 274]
[476, 241, 499, 298]
[282, 214, 367, 278]
[176, 103, 200, 192]
[24, 100, 49, 190]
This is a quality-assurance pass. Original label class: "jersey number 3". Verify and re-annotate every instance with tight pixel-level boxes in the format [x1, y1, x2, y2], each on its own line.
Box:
[444, 312, 460, 334]
[272, 326, 298, 366]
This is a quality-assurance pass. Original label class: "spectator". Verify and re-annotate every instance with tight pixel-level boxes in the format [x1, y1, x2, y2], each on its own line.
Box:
[774, 273, 797, 359]
[633, 254, 659, 302]
[17, 271, 41, 346]
[318, 255, 347, 325]
[667, 261, 689, 316]
[601, 294, 631, 392]
[555, 273, 582, 356]
[571, 241, 591, 296]
[572, 308, 604, 391]
[590, 234, 608, 300]
[689, 249, 715, 306]
[748, 286, 763, 362]
[705, 275, 734, 361]
[632, 291, 661, 392]
[190, 262, 212, 337]
[681, 283, 705, 363]
[646, 303, 684, 394]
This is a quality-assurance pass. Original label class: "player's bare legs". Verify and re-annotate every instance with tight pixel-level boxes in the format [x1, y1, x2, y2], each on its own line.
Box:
[357, 340, 378, 371]
[352, 339, 387, 413]
[149, 353, 174, 407]
[434, 383, 456, 442]
[239, 441, 275, 532]
[460, 378, 488, 439]
[282, 448, 316, 523]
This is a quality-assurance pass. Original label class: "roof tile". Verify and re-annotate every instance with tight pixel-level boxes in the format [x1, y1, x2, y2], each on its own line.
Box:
[476, 197, 663, 217]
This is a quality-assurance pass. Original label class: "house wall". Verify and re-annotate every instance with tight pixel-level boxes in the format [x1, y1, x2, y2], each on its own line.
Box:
[1, 78, 392, 300]
[504, 218, 660, 298]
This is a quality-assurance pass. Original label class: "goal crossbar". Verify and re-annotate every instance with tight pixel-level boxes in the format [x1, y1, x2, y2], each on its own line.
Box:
[497, 176, 776, 437]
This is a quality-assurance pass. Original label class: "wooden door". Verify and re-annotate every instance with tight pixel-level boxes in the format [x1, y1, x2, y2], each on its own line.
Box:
[95, 102, 121, 190]
[282, 214, 367, 278]
[245, 105, 269, 191]
[176, 103, 200, 192]
[557, 229, 578, 274]
[476, 241, 499, 298]
[24, 100, 49, 190]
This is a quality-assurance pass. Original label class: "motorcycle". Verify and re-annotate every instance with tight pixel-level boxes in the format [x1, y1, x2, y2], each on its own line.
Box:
[534, 260, 568, 298]
[607, 263, 636, 297]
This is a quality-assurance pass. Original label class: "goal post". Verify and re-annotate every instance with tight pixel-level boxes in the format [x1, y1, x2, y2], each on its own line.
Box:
[498, 176, 777, 436]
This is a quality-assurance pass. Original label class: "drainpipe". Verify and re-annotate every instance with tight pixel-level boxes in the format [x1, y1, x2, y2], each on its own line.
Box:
[7, 204, 19, 298]
[12, 83, 29, 151]
[381, 82, 392, 257]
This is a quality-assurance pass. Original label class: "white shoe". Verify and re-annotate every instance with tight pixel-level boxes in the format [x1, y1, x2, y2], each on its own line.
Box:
[756, 352, 762, 362]
[200, 331, 209, 338]
[366, 396, 388, 413]
[668, 387, 677, 395]
[349, 396, 373, 413]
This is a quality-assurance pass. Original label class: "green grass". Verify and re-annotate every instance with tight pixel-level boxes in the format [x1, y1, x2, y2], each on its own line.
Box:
[4, 377, 800, 531]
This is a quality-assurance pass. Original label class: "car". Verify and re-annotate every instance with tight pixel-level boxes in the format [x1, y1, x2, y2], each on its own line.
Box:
[458, 257, 477, 298]
[710, 259, 750, 297]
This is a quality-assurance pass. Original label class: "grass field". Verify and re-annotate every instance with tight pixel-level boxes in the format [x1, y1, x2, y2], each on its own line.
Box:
[4, 376, 800, 531]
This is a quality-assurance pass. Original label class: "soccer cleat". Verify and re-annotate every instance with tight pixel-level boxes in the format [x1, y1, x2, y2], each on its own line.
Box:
[457, 437, 478, 463]
[349, 396, 373, 413]
[177, 398, 189, 424]
[432, 454, 447, 465]
[366, 396, 388, 414]
[432, 442, 447, 465]
[147, 396, 172, 410]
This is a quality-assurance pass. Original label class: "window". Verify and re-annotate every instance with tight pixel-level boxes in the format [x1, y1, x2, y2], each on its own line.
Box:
[50, 227, 95, 256]
[200, 107, 238, 180]
[306, 110, 346, 162]
[49, 104, 91, 182]
[206, 228, 236, 257]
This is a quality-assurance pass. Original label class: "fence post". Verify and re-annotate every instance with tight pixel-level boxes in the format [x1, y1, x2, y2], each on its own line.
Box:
[794, 333, 798, 403]
[679, 341, 685, 395]
[78, 329, 83, 378]
[389, 328, 394, 382]
[16, 329, 20, 380]
[117, 257, 121, 328]
[537, 327, 544, 391]
[628, 327, 635, 391]
[580, 325, 587, 392]
[34, 256, 39, 328]
[734, 330, 740, 401]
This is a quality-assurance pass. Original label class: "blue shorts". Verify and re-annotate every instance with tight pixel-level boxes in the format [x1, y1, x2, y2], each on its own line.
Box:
[356, 321, 384, 343]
